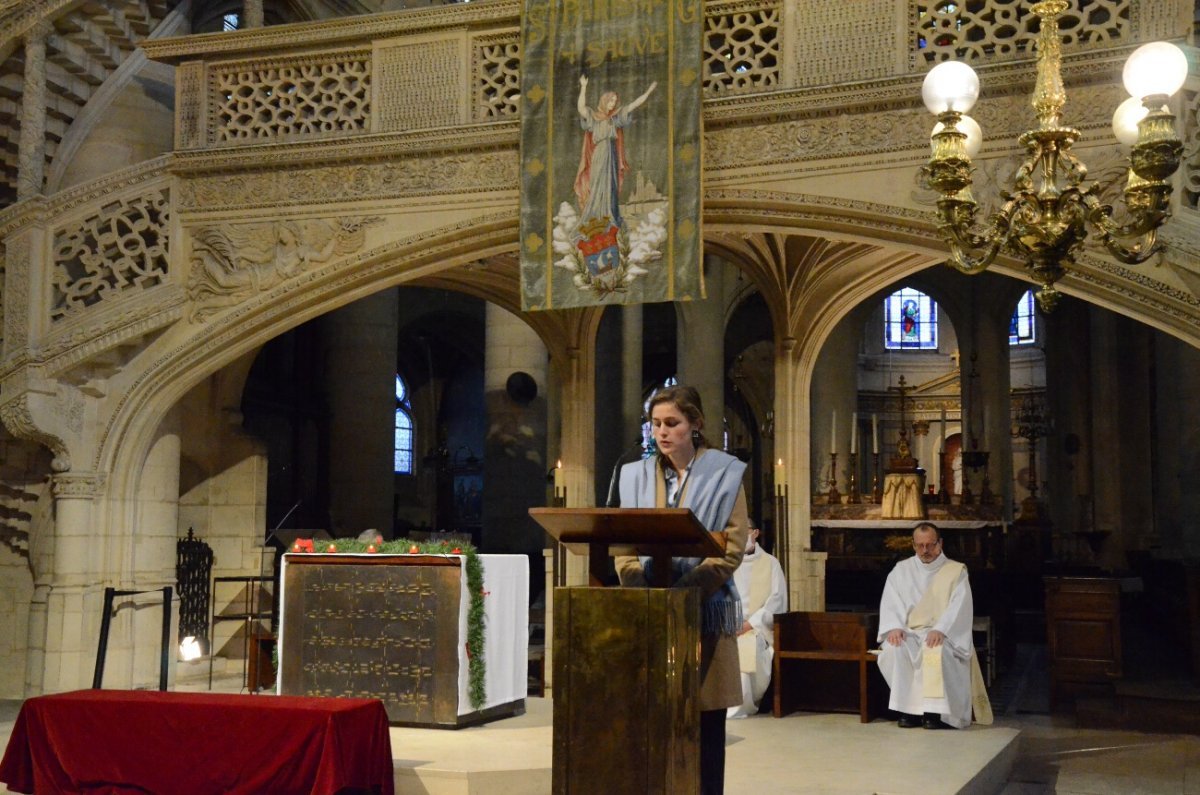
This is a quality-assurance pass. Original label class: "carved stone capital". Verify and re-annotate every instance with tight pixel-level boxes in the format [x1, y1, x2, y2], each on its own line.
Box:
[51, 472, 105, 498]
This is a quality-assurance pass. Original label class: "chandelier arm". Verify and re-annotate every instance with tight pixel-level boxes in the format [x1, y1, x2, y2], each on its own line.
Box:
[1081, 192, 1168, 264]
[1095, 225, 1163, 265]
[938, 199, 1017, 274]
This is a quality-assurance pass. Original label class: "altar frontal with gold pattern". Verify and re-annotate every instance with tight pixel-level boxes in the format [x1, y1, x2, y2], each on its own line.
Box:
[520, 0, 703, 311]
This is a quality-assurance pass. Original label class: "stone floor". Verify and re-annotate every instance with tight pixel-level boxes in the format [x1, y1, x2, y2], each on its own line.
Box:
[2, 647, 1199, 794]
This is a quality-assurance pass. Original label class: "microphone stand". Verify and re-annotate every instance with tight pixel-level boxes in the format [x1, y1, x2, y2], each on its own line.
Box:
[605, 438, 646, 507]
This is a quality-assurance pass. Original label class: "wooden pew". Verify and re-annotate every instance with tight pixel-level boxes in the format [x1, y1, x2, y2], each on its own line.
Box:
[772, 611, 888, 723]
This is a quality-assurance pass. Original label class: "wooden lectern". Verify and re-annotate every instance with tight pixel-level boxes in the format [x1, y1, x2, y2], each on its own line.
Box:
[530, 507, 726, 795]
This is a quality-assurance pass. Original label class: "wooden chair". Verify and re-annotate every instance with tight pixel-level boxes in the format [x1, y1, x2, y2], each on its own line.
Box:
[772, 611, 888, 723]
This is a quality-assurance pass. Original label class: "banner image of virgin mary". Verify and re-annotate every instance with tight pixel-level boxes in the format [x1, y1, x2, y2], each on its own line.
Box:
[550, 74, 666, 297]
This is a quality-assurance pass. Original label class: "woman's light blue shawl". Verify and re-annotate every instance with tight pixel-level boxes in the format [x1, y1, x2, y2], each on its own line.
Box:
[618, 448, 746, 636]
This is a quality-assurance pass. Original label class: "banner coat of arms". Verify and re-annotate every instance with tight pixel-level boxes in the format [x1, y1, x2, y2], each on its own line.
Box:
[519, 0, 704, 311]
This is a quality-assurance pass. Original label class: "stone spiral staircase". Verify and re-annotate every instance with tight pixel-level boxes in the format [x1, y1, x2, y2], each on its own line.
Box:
[0, 1, 181, 208]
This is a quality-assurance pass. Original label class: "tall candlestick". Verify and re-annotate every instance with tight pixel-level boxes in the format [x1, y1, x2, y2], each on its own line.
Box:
[872, 414, 879, 454]
[554, 460, 563, 489]
[831, 410, 837, 453]
[939, 407, 947, 453]
[850, 411, 857, 454]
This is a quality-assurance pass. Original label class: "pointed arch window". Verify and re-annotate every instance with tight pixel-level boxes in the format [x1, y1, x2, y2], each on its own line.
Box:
[1009, 290, 1037, 346]
[394, 374, 414, 475]
[884, 288, 938, 350]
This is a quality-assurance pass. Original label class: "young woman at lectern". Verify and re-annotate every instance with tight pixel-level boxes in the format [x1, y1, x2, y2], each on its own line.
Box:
[614, 384, 749, 795]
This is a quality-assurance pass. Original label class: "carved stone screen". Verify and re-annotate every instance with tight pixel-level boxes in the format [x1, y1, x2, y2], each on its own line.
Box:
[280, 555, 463, 726]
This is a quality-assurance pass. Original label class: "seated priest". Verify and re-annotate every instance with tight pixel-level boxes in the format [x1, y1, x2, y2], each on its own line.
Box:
[728, 524, 788, 719]
[876, 523, 992, 729]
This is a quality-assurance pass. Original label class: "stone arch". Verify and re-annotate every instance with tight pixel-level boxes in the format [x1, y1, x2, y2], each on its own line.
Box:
[94, 214, 576, 544]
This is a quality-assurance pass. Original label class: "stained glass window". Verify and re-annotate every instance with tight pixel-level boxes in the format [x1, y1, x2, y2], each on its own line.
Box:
[1009, 290, 1036, 346]
[395, 374, 414, 474]
[884, 288, 938, 350]
[222, 13, 239, 31]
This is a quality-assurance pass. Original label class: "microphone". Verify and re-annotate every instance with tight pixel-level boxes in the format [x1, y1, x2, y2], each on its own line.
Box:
[605, 437, 647, 508]
[273, 500, 301, 532]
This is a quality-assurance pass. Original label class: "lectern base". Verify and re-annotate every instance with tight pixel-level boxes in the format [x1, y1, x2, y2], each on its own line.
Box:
[553, 586, 700, 795]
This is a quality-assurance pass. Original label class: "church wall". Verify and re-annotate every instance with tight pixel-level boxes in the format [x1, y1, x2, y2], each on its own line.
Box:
[53, 63, 175, 192]
[0, 429, 51, 697]
[1153, 333, 1200, 559]
[810, 311, 859, 497]
[482, 303, 548, 589]
[177, 375, 269, 662]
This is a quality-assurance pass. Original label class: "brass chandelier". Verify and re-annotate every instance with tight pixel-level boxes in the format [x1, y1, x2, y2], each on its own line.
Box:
[921, 0, 1187, 312]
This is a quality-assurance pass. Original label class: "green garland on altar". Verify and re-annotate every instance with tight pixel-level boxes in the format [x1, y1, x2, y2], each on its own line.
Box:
[315, 538, 488, 710]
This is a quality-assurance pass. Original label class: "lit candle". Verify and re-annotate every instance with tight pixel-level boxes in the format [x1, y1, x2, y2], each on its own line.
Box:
[774, 458, 786, 489]
[940, 407, 947, 453]
[831, 411, 837, 453]
[872, 414, 879, 454]
[850, 411, 857, 455]
[554, 460, 563, 489]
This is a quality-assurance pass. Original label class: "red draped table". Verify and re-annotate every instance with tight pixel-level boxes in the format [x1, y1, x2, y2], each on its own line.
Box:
[0, 689, 394, 795]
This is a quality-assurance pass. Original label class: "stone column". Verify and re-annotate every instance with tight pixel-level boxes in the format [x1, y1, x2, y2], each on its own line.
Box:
[482, 303, 548, 560]
[17, 22, 49, 200]
[547, 310, 601, 586]
[621, 304, 644, 448]
[775, 339, 826, 611]
[1088, 308, 1123, 568]
[974, 307, 1012, 515]
[1044, 299, 1092, 552]
[323, 290, 398, 537]
[1115, 317, 1155, 552]
[28, 472, 104, 694]
[1154, 333, 1200, 557]
[675, 265, 725, 431]
[243, 0, 264, 28]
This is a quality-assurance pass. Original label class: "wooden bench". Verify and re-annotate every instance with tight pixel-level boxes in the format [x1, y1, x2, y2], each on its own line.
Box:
[773, 611, 888, 723]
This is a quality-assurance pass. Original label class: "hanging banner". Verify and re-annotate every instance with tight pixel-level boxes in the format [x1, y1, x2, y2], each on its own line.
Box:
[519, 0, 704, 311]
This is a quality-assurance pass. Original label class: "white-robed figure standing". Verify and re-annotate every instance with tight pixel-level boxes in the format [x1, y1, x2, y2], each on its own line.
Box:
[727, 525, 787, 719]
[876, 523, 992, 729]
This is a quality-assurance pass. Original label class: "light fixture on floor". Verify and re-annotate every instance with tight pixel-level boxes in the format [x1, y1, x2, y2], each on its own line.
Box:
[921, 0, 1187, 312]
[179, 635, 203, 661]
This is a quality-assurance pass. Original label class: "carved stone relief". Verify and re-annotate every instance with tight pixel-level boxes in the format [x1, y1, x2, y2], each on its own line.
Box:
[376, 38, 460, 131]
[209, 51, 371, 144]
[3, 235, 29, 354]
[177, 61, 205, 150]
[187, 216, 383, 321]
[910, 0, 1129, 68]
[177, 152, 518, 211]
[0, 395, 69, 472]
[50, 188, 171, 322]
[705, 82, 1125, 172]
[704, 4, 781, 96]
[50, 472, 104, 498]
[473, 32, 520, 122]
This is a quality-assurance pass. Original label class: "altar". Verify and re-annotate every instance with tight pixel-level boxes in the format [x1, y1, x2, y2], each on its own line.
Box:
[278, 552, 528, 727]
[810, 503, 1004, 608]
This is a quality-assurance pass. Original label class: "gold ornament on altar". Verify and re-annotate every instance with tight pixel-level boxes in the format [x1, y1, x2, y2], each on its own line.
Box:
[920, 0, 1187, 313]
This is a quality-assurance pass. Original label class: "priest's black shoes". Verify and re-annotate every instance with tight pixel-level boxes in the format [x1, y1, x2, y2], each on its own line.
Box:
[922, 713, 953, 730]
[897, 714, 922, 728]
